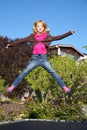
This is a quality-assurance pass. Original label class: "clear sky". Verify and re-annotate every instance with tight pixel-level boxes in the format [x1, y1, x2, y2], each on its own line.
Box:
[0, 0, 87, 53]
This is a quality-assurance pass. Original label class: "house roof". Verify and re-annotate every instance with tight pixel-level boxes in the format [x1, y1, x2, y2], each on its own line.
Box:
[50, 44, 84, 57]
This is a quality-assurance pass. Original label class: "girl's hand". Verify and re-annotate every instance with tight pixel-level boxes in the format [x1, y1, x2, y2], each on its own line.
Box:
[70, 30, 75, 34]
[6, 44, 10, 48]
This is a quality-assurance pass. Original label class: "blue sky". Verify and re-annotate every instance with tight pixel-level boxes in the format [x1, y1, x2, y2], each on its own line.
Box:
[0, 0, 87, 53]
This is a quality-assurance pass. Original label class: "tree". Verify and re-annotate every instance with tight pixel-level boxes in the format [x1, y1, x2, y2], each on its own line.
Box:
[82, 45, 87, 50]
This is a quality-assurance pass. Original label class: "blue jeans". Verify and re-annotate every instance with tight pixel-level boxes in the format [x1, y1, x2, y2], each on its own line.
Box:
[11, 54, 66, 88]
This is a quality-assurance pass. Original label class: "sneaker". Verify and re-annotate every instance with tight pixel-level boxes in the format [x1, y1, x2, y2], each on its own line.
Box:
[7, 85, 15, 92]
[63, 86, 71, 93]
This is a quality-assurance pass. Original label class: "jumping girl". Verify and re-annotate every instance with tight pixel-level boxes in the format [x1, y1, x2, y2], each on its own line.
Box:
[6, 20, 75, 93]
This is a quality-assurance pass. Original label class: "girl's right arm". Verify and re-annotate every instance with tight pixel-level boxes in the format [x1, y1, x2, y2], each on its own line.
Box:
[6, 37, 29, 48]
[6, 34, 34, 48]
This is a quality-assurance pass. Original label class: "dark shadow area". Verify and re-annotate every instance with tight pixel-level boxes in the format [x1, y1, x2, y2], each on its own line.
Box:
[0, 119, 87, 130]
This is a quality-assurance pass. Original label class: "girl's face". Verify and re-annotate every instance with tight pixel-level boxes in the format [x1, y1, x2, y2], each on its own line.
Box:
[35, 22, 45, 34]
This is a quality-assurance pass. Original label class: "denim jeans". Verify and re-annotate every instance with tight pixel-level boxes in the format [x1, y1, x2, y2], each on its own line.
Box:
[11, 54, 66, 88]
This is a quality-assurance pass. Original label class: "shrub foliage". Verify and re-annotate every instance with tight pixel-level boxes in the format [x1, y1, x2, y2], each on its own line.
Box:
[0, 36, 87, 121]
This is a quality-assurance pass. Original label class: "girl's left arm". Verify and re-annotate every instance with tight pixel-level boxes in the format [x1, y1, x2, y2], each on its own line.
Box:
[46, 30, 75, 42]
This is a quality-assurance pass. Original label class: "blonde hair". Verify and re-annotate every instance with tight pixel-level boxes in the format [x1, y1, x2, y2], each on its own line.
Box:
[32, 20, 50, 34]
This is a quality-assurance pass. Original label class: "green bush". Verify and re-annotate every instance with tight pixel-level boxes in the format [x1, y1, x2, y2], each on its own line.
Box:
[0, 76, 8, 92]
[24, 56, 87, 121]
[0, 53, 87, 121]
[0, 112, 4, 121]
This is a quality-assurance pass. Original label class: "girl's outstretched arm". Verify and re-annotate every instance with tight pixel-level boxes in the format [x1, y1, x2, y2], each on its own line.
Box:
[44, 30, 75, 43]
[50, 30, 75, 41]
[6, 35, 33, 48]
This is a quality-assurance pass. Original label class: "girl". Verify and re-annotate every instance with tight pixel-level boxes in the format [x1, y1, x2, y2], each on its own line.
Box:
[6, 20, 75, 93]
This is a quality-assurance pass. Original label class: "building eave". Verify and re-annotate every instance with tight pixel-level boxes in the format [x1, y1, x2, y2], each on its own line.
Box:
[50, 44, 84, 57]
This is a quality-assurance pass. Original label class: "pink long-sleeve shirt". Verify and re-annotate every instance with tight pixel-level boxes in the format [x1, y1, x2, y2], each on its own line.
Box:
[33, 32, 47, 54]
[8, 31, 74, 56]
